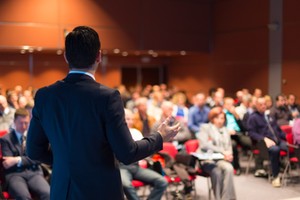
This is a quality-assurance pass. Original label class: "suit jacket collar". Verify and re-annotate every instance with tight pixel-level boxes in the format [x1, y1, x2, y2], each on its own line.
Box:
[9, 130, 22, 155]
[64, 73, 96, 83]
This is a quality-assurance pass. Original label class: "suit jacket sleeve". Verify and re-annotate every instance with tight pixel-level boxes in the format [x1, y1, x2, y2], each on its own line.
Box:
[26, 90, 53, 165]
[104, 90, 163, 164]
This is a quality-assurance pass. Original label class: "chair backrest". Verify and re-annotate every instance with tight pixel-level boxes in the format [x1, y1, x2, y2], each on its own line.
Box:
[281, 125, 296, 153]
[160, 142, 178, 158]
[184, 139, 199, 154]
[0, 130, 7, 137]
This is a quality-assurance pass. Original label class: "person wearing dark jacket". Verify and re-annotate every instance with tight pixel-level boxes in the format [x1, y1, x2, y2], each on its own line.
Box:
[1, 108, 50, 199]
[247, 97, 287, 187]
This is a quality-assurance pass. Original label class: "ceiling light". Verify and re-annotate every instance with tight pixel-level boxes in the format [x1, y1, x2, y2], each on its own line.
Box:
[122, 52, 128, 56]
[180, 51, 186, 56]
[113, 48, 120, 54]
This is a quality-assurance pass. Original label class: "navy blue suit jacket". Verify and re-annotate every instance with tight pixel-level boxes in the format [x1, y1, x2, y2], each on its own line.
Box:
[26, 73, 163, 200]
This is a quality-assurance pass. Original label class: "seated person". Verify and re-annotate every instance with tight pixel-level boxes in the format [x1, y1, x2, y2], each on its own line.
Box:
[0, 108, 50, 199]
[197, 107, 236, 200]
[152, 101, 191, 147]
[188, 93, 210, 138]
[0, 95, 15, 132]
[120, 109, 168, 200]
[223, 97, 252, 175]
[247, 97, 287, 187]
[132, 97, 157, 137]
[287, 94, 300, 119]
[270, 94, 293, 126]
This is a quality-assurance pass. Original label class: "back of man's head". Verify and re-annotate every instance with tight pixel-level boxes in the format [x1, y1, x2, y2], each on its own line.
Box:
[65, 26, 101, 69]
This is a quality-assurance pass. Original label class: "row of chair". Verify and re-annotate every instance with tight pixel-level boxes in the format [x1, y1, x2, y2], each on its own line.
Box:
[131, 139, 213, 200]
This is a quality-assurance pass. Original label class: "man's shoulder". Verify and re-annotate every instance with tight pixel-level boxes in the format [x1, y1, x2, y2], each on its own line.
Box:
[37, 79, 117, 96]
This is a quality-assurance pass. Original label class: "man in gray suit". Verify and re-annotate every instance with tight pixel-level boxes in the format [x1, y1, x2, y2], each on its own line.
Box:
[26, 26, 179, 200]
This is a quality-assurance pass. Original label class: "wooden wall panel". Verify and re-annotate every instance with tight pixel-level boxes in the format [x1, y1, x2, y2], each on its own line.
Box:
[282, 0, 300, 98]
[0, 0, 210, 51]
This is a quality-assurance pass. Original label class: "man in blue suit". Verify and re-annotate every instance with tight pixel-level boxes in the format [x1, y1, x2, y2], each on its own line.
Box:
[1, 108, 50, 200]
[26, 26, 179, 200]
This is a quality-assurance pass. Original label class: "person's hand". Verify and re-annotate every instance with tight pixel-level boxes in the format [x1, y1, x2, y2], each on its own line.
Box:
[2, 156, 20, 169]
[223, 151, 233, 162]
[264, 137, 276, 148]
[229, 130, 236, 135]
[157, 117, 180, 142]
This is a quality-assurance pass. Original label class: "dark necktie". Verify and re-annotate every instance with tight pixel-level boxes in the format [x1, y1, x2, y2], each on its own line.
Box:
[20, 135, 26, 154]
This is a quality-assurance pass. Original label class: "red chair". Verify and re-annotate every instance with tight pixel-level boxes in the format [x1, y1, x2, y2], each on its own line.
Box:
[0, 143, 11, 199]
[184, 139, 199, 154]
[184, 139, 212, 200]
[159, 142, 197, 198]
[131, 180, 148, 198]
[280, 125, 299, 186]
[0, 130, 8, 137]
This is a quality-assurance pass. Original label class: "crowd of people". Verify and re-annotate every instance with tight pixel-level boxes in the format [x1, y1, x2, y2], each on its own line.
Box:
[0, 82, 299, 199]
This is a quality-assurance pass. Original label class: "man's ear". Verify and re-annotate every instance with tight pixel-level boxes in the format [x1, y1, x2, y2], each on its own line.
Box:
[96, 50, 102, 63]
[63, 52, 69, 64]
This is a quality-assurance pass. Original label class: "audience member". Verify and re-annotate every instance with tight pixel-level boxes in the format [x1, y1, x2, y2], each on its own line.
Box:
[171, 92, 189, 124]
[121, 109, 168, 200]
[6, 90, 19, 109]
[147, 91, 164, 121]
[133, 97, 157, 137]
[207, 90, 224, 109]
[234, 90, 244, 106]
[206, 87, 217, 108]
[188, 93, 210, 138]
[152, 101, 191, 146]
[198, 107, 236, 200]
[0, 108, 50, 199]
[253, 88, 262, 98]
[223, 97, 252, 174]
[235, 94, 252, 120]
[287, 94, 300, 119]
[264, 95, 273, 115]
[270, 94, 293, 126]
[0, 95, 15, 132]
[247, 97, 287, 187]
[126, 91, 141, 112]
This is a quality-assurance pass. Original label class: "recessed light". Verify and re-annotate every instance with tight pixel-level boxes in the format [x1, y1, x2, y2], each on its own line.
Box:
[180, 51, 186, 56]
[122, 52, 128, 56]
[113, 49, 120, 54]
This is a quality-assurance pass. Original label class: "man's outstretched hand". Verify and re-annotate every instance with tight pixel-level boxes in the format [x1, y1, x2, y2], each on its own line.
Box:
[157, 117, 180, 142]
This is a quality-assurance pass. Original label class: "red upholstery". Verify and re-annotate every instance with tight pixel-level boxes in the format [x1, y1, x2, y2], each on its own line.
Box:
[252, 149, 260, 155]
[184, 140, 199, 154]
[281, 125, 295, 154]
[281, 125, 292, 135]
[131, 180, 145, 188]
[160, 142, 178, 158]
[2, 191, 10, 199]
[0, 130, 8, 137]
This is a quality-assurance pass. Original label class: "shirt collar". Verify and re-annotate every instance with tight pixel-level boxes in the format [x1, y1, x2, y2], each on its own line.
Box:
[69, 70, 95, 80]
[14, 131, 23, 143]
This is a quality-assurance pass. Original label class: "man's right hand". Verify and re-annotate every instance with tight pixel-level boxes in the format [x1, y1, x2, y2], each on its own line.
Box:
[264, 137, 276, 148]
[157, 117, 180, 142]
[2, 156, 20, 169]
